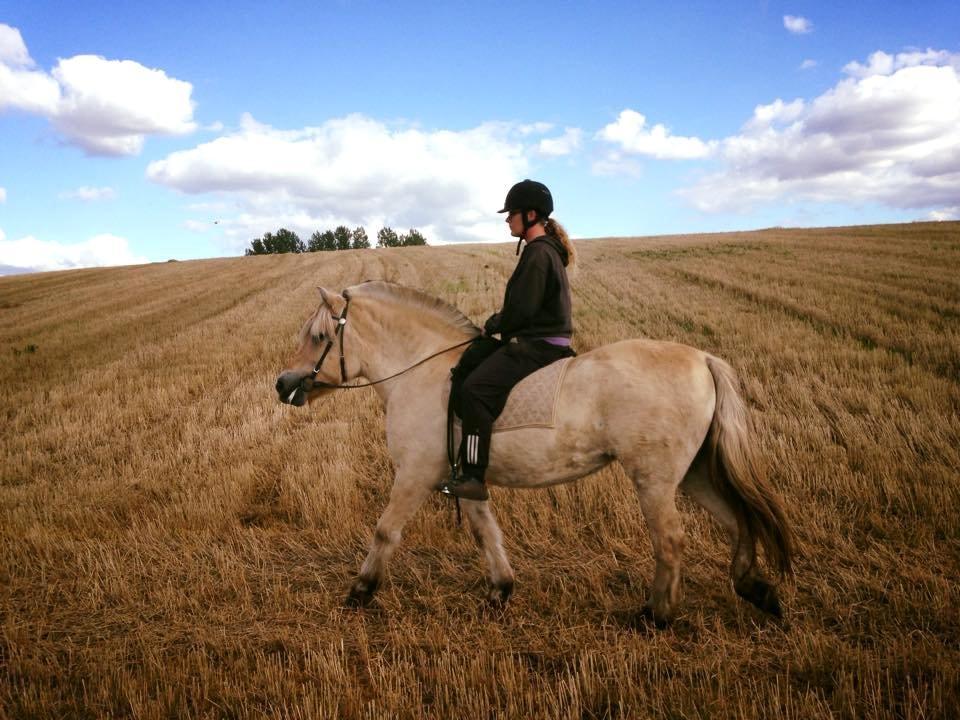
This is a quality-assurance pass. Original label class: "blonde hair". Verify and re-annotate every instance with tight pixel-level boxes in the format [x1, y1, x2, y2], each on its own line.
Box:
[544, 217, 577, 273]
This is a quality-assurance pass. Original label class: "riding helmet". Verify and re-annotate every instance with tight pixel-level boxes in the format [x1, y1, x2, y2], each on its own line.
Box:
[498, 179, 554, 217]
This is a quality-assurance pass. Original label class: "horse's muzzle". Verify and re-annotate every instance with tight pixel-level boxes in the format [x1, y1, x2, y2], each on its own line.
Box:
[276, 372, 309, 406]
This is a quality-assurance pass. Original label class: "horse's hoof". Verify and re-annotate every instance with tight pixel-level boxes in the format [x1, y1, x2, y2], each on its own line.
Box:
[345, 579, 378, 609]
[486, 579, 514, 607]
[735, 577, 782, 618]
[641, 602, 672, 629]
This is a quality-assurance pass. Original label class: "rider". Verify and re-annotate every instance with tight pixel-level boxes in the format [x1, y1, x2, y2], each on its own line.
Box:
[441, 179, 577, 501]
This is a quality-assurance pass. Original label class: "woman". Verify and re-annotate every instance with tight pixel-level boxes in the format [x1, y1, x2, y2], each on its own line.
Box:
[441, 179, 577, 501]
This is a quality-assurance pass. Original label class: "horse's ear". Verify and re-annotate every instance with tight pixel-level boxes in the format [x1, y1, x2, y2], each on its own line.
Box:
[318, 287, 347, 316]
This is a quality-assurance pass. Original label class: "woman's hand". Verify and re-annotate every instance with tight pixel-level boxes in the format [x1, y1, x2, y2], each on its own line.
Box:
[483, 312, 501, 336]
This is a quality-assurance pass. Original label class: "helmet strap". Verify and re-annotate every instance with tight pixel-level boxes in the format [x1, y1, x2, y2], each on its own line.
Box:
[516, 209, 539, 255]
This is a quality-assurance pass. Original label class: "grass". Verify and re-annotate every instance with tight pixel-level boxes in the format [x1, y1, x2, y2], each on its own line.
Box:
[1, 222, 958, 718]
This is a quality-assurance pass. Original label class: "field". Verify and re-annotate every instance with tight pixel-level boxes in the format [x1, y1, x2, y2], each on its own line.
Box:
[1, 222, 958, 719]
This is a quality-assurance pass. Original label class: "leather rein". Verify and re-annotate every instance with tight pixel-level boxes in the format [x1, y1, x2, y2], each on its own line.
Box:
[301, 298, 475, 392]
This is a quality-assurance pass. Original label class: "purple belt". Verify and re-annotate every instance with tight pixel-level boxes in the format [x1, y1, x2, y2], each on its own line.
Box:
[539, 336, 572, 346]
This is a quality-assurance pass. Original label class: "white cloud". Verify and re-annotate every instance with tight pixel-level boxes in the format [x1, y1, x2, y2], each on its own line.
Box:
[147, 113, 534, 246]
[0, 24, 32, 66]
[51, 55, 196, 155]
[929, 207, 959, 221]
[843, 49, 959, 79]
[784, 15, 813, 35]
[0, 187, 6, 203]
[59, 186, 116, 201]
[597, 109, 715, 160]
[537, 128, 583, 157]
[744, 98, 806, 131]
[0, 24, 60, 113]
[0, 23, 196, 156]
[800, 59, 818, 70]
[681, 49, 960, 214]
[0, 233, 148, 273]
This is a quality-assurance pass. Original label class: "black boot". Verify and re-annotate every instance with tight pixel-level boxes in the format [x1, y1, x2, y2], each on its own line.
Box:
[440, 468, 489, 501]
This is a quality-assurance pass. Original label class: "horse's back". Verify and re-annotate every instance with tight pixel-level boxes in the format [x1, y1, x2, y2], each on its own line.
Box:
[564, 338, 712, 396]
[557, 338, 716, 445]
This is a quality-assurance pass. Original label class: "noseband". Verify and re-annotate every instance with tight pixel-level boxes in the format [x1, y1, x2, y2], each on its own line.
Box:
[301, 297, 475, 392]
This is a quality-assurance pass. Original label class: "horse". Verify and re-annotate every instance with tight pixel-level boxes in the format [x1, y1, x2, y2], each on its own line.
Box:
[275, 280, 793, 623]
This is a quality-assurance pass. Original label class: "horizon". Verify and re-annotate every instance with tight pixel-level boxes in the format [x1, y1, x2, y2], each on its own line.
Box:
[3, 218, 956, 280]
[1, 1, 959, 274]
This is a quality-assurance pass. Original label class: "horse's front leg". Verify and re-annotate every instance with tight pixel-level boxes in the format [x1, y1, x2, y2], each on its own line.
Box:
[463, 500, 515, 605]
[346, 471, 432, 607]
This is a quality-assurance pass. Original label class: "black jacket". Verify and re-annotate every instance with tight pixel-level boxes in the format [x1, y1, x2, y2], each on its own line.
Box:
[484, 235, 573, 341]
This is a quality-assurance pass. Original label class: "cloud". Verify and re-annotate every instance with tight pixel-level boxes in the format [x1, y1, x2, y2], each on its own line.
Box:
[59, 185, 117, 201]
[537, 128, 582, 157]
[0, 23, 196, 156]
[0, 23, 32, 66]
[784, 15, 813, 35]
[0, 24, 60, 115]
[800, 59, 817, 70]
[597, 109, 715, 160]
[681, 49, 960, 214]
[147, 113, 535, 246]
[929, 207, 959, 221]
[0, 233, 148, 274]
[0, 187, 6, 203]
[843, 49, 959, 78]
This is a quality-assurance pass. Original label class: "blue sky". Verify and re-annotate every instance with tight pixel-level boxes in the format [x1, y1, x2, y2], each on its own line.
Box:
[1, 1, 958, 273]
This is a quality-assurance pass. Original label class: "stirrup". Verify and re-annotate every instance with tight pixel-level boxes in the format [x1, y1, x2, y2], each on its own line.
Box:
[440, 474, 489, 501]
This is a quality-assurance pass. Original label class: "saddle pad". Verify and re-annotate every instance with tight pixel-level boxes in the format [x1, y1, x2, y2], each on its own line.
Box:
[493, 357, 572, 432]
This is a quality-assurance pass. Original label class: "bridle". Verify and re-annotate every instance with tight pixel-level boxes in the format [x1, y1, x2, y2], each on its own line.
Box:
[300, 297, 476, 392]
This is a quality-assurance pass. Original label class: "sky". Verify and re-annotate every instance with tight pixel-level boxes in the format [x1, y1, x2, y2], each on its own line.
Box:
[1, 1, 959, 274]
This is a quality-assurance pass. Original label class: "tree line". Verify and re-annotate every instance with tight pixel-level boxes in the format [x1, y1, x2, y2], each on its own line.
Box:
[245, 226, 427, 255]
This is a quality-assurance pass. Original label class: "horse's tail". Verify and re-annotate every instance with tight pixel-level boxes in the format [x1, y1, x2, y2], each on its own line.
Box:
[705, 355, 793, 578]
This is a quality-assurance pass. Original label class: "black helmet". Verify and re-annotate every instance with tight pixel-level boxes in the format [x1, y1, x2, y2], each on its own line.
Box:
[498, 179, 553, 217]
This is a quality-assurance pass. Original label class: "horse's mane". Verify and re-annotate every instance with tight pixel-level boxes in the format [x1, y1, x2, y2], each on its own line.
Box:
[346, 280, 480, 337]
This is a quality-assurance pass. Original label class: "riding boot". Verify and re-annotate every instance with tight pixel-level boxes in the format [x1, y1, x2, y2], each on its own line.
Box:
[441, 430, 490, 501]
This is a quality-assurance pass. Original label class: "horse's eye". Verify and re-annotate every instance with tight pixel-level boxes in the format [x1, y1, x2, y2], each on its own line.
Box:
[311, 333, 324, 344]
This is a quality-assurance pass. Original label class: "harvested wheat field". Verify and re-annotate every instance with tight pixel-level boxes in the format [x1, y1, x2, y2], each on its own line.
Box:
[1, 222, 958, 719]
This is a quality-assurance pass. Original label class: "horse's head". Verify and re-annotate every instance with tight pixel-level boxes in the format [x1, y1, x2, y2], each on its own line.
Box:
[275, 287, 349, 406]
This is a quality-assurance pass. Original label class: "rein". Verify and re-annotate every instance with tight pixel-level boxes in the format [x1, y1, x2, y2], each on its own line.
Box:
[302, 298, 476, 392]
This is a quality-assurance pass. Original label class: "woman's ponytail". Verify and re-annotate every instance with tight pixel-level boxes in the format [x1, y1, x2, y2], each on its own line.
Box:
[544, 217, 577, 272]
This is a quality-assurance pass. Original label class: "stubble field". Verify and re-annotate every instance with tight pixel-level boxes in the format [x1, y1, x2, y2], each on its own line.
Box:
[1, 222, 958, 719]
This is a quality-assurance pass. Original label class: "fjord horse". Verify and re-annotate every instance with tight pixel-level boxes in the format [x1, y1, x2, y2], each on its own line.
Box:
[275, 281, 793, 623]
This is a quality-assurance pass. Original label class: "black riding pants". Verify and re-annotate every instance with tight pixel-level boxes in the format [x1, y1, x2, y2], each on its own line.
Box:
[456, 337, 575, 479]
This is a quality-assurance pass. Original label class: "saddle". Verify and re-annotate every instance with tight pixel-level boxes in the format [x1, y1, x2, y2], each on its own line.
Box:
[492, 357, 571, 431]
[448, 356, 572, 431]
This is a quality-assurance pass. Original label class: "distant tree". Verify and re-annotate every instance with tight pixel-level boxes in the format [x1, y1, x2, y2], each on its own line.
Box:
[245, 237, 267, 255]
[400, 228, 428, 246]
[377, 226, 400, 248]
[279, 228, 305, 253]
[351, 226, 370, 249]
[246, 228, 304, 255]
[309, 230, 336, 252]
[334, 225, 353, 251]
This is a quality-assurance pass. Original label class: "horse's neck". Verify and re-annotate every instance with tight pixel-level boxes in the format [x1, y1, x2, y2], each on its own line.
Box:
[352, 301, 467, 400]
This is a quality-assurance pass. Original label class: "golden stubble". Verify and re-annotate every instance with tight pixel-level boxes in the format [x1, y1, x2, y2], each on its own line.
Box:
[1, 225, 958, 718]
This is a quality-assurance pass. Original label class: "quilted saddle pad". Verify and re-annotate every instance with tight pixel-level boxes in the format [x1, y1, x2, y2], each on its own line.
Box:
[492, 357, 572, 432]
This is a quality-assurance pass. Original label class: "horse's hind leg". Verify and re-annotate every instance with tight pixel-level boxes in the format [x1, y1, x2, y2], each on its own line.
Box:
[463, 500, 515, 605]
[346, 470, 432, 607]
[680, 456, 781, 616]
[626, 461, 686, 624]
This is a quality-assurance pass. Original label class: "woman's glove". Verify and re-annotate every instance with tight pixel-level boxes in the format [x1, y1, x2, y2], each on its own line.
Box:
[483, 312, 501, 336]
